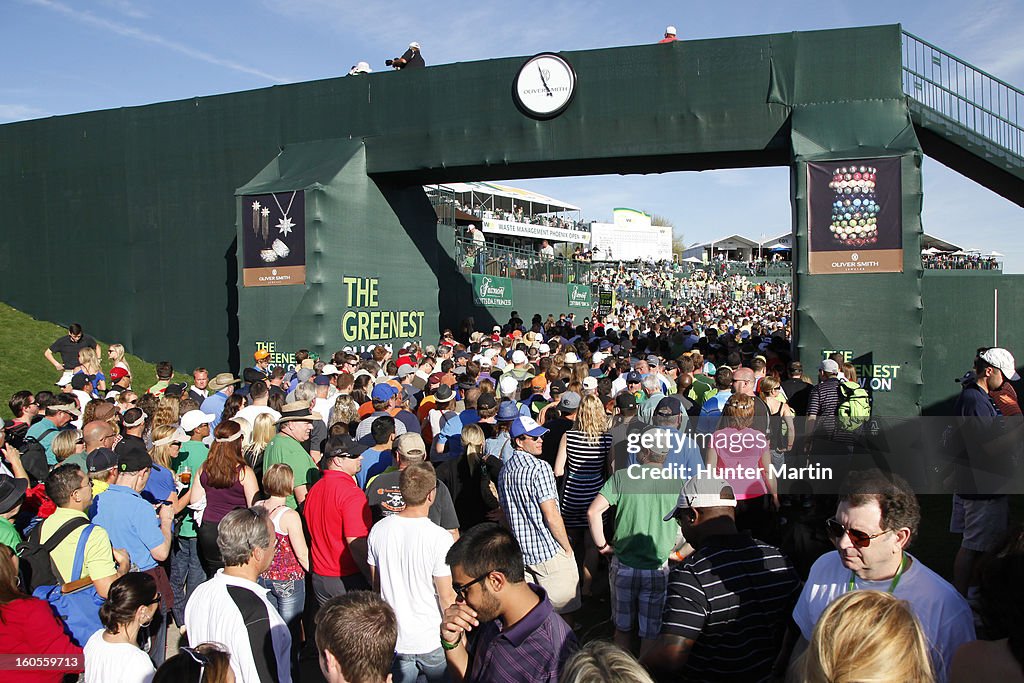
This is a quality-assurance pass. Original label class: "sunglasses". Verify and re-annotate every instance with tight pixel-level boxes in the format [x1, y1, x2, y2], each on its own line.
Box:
[149, 591, 162, 605]
[452, 571, 492, 602]
[181, 646, 209, 681]
[825, 518, 893, 548]
[328, 449, 362, 460]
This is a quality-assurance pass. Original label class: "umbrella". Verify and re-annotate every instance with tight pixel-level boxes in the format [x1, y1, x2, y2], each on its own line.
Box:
[921, 247, 941, 254]
[682, 256, 703, 263]
[770, 246, 792, 252]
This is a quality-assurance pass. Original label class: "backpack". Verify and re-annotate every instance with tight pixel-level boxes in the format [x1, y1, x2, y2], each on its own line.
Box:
[18, 516, 89, 592]
[836, 381, 871, 432]
[20, 427, 59, 485]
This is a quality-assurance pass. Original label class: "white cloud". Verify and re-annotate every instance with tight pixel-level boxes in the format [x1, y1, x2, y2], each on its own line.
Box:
[24, 0, 289, 84]
[0, 104, 50, 121]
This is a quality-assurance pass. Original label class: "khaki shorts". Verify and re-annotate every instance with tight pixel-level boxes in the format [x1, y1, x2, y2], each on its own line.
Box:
[526, 547, 581, 614]
[950, 494, 1009, 552]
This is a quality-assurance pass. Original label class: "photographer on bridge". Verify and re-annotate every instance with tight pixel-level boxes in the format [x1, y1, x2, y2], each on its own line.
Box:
[386, 42, 424, 70]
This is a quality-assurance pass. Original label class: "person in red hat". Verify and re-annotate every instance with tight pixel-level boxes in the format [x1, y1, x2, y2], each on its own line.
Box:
[105, 366, 132, 399]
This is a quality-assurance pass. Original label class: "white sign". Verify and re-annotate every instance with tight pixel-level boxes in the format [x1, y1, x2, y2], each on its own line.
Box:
[481, 218, 589, 244]
[590, 221, 673, 262]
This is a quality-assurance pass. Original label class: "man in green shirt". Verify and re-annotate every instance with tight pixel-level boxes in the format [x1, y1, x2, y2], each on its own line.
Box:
[170, 409, 215, 630]
[263, 402, 320, 509]
[587, 426, 681, 656]
[0, 474, 27, 551]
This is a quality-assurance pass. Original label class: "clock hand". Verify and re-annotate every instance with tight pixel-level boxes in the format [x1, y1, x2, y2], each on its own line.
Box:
[537, 64, 553, 96]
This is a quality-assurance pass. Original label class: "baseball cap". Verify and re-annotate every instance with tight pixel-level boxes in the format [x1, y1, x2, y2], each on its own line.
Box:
[626, 371, 643, 384]
[655, 396, 683, 417]
[398, 364, 416, 379]
[980, 348, 1020, 381]
[86, 447, 118, 474]
[615, 393, 637, 411]
[321, 364, 342, 376]
[582, 377, 598, 391]
[497, 400, 521, 422]
[164, 382, 186, 398]
[70, 374, 93, 390]
[314, 375, 332, 386]
[254, 349, 270, 361]
[371, 383, 399, 402]
[591, 352, 607, 364]
[548, 379, 568, 395]
[428, 372, 445, 386]
[117, 442, 152, 473]
[665, 25, 677, 35]
[109, 366, 130, 381]
[819, 359, 840, 374]
[498, 375, 519, 397]
[181, 410, 215, 433]
[511, 350, 528, 365]
[663, 476, 737, 521]
[564, 352, 581, 365]
[477, 392, 498, 410]
[647, 355, 661, 366]
[510, 416, 548, 438]
[323, 435, 368, 463]
[395, 432, 427, 459]
[409, 41, 421, 49]
[0, 474, 28, 514]
[558, 391, 582, 411]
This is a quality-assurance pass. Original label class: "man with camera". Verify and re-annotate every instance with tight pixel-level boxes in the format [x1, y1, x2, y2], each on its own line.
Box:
[387, 42, 424, 70]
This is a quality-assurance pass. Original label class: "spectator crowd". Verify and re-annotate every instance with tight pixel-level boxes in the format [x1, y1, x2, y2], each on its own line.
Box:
[0, 309, 1020, 683]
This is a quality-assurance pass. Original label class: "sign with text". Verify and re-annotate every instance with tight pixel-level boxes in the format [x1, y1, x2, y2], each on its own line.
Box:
[807, 157, 902, 274]
[472, 274, 513, 307]
[567, 283, 592, 309]
[241, 191, 306, 286]
[341, 275, 426, 346]
[481, 217, 589, 244]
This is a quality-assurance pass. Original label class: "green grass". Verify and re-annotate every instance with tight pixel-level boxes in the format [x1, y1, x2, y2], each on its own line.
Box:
[0, 302, 191, 420]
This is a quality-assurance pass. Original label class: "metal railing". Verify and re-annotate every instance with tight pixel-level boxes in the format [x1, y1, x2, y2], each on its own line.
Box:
[902, 31, 1024, 161]
[454, 238, 592, 284]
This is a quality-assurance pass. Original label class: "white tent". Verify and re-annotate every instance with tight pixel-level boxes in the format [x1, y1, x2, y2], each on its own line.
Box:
[921, 247, 941, 254]
[682, 256, 704, 263]
[986, 251, 1004, 257]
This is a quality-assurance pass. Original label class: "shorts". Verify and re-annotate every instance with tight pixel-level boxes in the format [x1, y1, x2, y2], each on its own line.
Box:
[612, 559, 669, 640]
[950, 494, 1009, 552]
[526, 547, 581, 614]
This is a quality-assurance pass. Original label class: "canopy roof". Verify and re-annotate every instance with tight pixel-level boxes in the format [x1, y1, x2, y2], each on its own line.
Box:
[440, 181, 581, 213]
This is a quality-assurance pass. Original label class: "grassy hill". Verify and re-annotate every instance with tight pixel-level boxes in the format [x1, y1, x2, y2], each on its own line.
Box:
[0, 302, 191, 420]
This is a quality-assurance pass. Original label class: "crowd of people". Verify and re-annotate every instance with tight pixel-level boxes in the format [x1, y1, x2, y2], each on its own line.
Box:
[455, 203, 588, 232]
[922, 252, 1002, 270]
[0, 308, 1021, 683]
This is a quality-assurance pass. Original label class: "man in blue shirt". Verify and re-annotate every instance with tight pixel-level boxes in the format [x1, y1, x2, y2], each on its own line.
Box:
[26, 397, 78, 468]
[200, 373, 241, 428]
[358, 415, 396, 490]
[950, 347, 1019, 597]
[91, 443, 174, 663]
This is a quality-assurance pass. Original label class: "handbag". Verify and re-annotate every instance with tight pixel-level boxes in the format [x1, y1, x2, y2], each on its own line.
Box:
[33, 525, 105, 647]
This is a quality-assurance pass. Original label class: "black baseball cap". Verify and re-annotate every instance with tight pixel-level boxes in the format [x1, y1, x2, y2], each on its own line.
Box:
[117, 442, 152, 473]
[87, 447, 118, 474]
[655, 396, 683, 417]
[615, 393, 637, 411]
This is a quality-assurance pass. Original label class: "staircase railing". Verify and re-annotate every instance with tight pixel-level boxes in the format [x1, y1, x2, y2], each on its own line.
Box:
[902, 31, 1024, 161]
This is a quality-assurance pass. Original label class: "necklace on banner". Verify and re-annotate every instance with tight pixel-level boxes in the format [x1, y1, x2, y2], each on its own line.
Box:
[272, 191, 297, 237]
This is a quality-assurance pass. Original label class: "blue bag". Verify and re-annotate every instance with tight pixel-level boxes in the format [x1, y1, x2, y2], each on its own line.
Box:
[32, 525, 105, 647]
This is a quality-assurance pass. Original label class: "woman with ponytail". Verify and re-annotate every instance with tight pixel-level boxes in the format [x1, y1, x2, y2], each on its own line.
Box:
[84, 572, 160, 682]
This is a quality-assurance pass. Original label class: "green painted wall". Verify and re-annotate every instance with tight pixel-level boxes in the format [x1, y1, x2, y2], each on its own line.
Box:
[0, 24, 948, 414]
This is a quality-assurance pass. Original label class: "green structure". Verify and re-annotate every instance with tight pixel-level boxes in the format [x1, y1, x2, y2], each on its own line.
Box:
[0, 25, 1020, 415]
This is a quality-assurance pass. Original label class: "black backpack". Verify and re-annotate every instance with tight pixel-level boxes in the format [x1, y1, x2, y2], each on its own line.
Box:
[17, 516, 89, 591]
[20, 427, 59, 485]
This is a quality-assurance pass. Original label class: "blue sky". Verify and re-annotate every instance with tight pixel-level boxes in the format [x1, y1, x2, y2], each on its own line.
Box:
[3, 0, 1022, 269]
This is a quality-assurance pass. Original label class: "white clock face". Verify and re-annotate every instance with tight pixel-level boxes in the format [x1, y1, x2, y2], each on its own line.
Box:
[513, 53, 576, 119]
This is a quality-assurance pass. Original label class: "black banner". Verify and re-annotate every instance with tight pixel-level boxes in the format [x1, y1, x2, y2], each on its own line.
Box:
[241, 190, 306, 287]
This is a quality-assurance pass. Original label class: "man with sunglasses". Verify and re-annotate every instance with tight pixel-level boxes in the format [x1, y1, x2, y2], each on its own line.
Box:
[642, 475, 799, 682]
[790, 470, 973, 682]
[440, 524, 577, 683]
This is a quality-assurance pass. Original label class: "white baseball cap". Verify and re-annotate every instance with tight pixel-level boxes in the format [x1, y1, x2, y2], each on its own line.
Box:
[511, 350, 528, 365]
[181, 410, 215, 433]
[665, 26, 677, 35]
[663, 475, 736, 521]
[980, 348, 1020, 381]
[409, 41, 421, 49]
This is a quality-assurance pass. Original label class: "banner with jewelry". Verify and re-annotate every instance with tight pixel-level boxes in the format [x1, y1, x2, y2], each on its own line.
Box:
[241, 190, 306, 286]
[806, 157, 903, 275]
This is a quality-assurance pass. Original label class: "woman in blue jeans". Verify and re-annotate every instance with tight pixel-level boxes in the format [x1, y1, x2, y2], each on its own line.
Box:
[255, 464, 309, 663]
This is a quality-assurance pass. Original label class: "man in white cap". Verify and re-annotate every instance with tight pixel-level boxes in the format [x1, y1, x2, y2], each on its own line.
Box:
[659, 25, 677, 43]
[389, 42, 424, 70]
[804, 358, 857, 455]
[497, 416, 580, 617]
[641, 475, 799, 680]
[949, 346, 1020, 597]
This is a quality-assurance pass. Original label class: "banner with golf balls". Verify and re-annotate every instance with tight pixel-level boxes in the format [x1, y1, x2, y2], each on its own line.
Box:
[241, 190, 306, 287]
[807, 157, 902, 274]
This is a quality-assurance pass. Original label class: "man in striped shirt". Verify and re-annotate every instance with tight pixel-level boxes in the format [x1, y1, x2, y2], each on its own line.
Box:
[641, 476, 800, 682]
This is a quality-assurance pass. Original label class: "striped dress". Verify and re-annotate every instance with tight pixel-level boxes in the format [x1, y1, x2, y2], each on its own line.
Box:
[560, 430, 612, 527]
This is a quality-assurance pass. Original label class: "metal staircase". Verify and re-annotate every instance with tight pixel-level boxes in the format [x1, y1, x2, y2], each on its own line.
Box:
[902, 31, 1024, 206]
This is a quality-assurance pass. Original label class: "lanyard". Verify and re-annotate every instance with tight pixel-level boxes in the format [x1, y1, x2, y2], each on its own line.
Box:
[848, 553, 908, 593]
